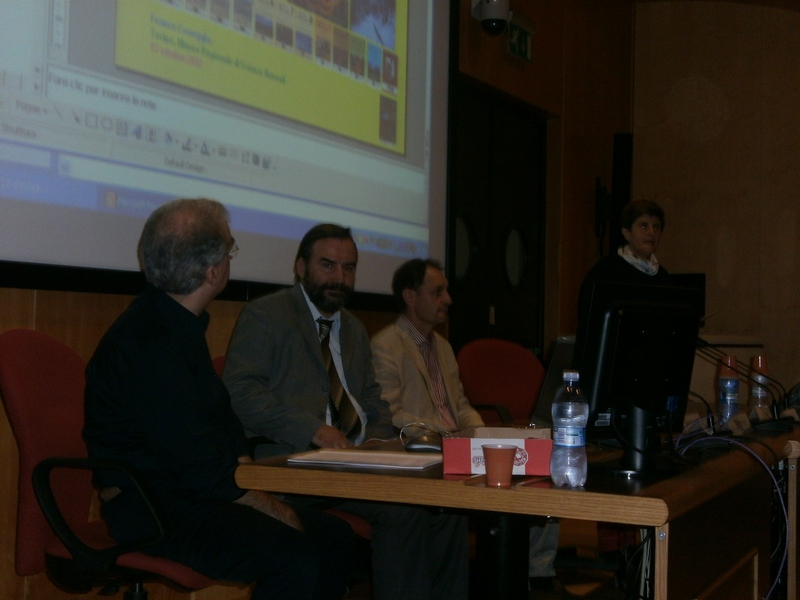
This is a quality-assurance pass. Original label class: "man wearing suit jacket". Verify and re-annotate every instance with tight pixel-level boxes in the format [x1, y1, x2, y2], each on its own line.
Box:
[224, 224, 468, 600]
[372, 258, 564, 594]
[371, 258, 484, 433]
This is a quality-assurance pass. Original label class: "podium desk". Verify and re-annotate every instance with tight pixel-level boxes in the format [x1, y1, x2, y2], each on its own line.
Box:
[236, 434, 795, 600]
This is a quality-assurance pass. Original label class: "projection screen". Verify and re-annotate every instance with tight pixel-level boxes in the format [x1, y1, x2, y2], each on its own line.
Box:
[0, 0, 450, 294]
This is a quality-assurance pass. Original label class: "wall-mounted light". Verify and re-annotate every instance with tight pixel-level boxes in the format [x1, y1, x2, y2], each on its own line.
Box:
[471, 0, 512, 36]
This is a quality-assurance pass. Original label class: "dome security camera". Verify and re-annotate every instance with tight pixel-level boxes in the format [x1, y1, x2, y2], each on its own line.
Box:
[471, 0, 511, 36]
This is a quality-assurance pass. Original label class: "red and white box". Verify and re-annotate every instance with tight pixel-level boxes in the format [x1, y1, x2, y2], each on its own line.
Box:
[442, 427, 552, 476]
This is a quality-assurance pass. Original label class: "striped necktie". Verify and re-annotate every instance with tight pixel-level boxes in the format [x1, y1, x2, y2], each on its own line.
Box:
[317, 318, 361, 440]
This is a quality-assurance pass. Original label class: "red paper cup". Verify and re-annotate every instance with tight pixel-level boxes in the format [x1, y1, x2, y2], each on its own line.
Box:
[482, 444, 517, 488]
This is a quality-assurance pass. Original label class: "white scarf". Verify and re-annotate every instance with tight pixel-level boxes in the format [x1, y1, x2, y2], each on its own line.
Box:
[618, 245, 660, 276]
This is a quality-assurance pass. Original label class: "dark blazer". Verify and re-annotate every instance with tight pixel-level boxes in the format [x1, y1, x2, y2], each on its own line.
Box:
[577, 252, 670, 328]
[223, 283, 393, 453]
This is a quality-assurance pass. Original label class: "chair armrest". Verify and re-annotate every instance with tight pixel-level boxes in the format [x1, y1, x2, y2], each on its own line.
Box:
[472, 403, 514, 425]
[32, 457, 165, 574]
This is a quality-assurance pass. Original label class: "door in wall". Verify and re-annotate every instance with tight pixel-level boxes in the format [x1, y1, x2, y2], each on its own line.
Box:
[447, 79, 547, 356]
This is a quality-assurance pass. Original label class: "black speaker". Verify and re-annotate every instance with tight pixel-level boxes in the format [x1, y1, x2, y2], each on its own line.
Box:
[609, 132, 633, 253]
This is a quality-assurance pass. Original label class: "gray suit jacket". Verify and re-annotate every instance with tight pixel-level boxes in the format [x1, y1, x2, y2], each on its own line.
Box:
[223, 283, 393, 453]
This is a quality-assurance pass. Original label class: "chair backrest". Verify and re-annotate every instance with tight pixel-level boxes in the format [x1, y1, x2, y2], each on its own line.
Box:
[212, 355, 226, 378]
[456, 338, 546, 424]
[0, 329, 90, 576]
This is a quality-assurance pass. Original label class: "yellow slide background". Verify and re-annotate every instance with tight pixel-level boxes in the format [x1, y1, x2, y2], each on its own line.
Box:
[115, 0, 407, 153]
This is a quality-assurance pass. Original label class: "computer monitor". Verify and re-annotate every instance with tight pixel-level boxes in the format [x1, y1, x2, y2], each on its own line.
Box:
[573, 278, 705, 475]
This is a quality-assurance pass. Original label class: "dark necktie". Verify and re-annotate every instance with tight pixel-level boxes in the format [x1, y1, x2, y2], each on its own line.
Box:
[317, 318, 361, 440]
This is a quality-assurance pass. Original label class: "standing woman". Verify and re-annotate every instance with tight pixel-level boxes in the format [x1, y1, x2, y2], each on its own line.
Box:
[576, 198, 670, 581]
[583, 199, 668, 285]
[578, 199, 669, 326]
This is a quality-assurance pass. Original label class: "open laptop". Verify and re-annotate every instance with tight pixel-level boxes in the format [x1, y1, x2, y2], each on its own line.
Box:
[531, 335, 575, 427]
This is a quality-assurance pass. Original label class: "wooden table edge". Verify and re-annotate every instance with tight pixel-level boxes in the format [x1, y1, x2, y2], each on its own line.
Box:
[235, 463, 670, 526]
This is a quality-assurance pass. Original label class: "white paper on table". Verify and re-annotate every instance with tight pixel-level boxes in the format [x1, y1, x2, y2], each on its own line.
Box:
[287, 449, 442, 470]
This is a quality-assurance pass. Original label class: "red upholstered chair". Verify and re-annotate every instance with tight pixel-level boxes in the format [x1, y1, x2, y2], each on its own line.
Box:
[212, 354, 227, 379]
[456, 338, 546, 426]
[0, 329, 215, 598]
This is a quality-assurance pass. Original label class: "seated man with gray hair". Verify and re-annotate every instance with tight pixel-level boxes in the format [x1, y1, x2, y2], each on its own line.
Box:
[84, 198, 352, 600]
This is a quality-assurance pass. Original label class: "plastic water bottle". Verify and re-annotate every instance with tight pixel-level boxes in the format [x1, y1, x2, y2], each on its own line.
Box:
[550, 370, 589, 487]
[748, 354, 771, 420]
[717, 355, 740, 426]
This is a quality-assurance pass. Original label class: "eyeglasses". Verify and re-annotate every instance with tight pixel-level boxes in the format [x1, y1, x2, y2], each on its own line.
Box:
[228, 239, 239, 259]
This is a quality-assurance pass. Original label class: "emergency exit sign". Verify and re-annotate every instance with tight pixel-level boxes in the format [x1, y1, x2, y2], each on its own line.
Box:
[507, 21, 532, 62]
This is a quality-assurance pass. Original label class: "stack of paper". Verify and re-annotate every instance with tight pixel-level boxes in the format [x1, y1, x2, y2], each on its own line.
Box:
[287, 449, 442, 470]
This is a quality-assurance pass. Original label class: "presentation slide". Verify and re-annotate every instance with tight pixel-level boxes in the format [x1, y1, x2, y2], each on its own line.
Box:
[0, 0, 449, 294]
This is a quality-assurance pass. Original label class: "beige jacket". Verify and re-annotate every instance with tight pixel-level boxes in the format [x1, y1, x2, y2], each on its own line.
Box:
[370, 317, 484, 432]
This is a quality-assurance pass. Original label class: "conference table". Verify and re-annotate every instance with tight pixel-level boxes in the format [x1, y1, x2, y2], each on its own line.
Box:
[235, 432, 800, 600]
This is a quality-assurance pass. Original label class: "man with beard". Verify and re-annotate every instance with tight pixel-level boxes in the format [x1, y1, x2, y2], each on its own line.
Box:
[223, 223, 469, 600]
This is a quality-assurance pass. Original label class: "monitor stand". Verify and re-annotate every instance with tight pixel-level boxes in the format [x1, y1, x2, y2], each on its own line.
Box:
[619, 404, 654, 474]
[592, 405, 682, 480]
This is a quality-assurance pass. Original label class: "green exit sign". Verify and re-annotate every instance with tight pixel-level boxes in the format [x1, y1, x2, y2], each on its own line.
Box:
[507, 21, 532, 62]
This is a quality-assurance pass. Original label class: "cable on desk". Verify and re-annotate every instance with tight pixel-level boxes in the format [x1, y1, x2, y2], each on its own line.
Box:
[677, 436, 789, 600]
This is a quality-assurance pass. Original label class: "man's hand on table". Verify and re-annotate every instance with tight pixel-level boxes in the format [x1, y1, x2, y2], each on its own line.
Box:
[312, 424, 352, 449]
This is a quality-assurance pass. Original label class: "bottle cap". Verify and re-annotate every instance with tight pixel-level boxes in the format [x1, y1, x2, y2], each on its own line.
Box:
[562, 370, 579, 383]
[750, 354, 769, 385]
[750, 354, 768, 374]
[719, 355, 738, 378]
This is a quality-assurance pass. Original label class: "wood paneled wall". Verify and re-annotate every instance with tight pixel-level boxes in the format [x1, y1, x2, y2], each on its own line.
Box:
[632, 1, 800, 389]
[0, 287, 395, 599]
[457, 0, 635, 349]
